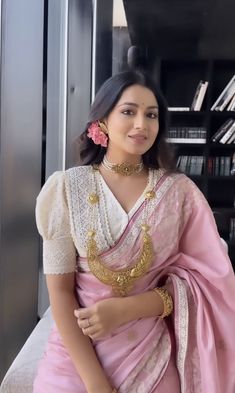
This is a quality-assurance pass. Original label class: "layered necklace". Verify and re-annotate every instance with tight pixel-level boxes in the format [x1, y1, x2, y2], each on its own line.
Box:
[101, 155, 144, 176]
[86, 161, 161, 296]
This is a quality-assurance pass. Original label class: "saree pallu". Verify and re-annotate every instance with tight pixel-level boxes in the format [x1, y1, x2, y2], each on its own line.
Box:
[34, 173, 235, 392]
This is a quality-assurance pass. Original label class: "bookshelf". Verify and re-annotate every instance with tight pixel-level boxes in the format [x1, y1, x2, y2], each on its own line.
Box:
[159, 59, 235, 267]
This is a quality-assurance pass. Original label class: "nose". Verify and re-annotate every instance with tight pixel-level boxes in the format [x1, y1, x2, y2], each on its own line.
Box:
[134, 114, 147, 130]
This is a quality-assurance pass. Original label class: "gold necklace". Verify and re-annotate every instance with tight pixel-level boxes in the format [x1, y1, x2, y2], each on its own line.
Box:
[101, 155, 144, 176]
[86, 167, 156, 296]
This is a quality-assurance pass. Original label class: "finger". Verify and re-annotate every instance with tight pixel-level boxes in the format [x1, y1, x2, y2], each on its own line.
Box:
[82, 325, 98, 337]
[88, 331, 107, 341]
[77, 318, 94, 329]
[74, 308, 91, 320]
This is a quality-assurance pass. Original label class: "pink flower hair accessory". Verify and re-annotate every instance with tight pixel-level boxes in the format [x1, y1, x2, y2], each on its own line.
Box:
[87, 121, 108, 147]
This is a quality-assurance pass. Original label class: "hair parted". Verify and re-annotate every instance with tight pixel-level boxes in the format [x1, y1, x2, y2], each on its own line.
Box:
[78, 70, 177, 171]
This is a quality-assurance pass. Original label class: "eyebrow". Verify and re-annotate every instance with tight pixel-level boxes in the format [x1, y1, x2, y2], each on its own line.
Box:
[118, 102, 159, 110]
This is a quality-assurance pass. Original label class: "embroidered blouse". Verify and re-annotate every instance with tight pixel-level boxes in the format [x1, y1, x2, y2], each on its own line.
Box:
[36, 166, 163, 274]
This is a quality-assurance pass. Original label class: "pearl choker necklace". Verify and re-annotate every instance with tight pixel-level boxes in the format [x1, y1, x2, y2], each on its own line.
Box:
[101, 155, 144, 176]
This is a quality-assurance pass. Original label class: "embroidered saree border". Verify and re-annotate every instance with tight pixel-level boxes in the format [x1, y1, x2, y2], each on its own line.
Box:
[171, 275, 189, 393]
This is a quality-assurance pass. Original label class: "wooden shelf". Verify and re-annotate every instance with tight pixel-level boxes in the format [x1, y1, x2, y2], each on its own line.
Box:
[209, 143, 235, 148]
[207, 176, 235, 180]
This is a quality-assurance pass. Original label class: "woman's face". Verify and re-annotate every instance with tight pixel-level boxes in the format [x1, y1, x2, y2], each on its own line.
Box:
[104, 84, 159, 159]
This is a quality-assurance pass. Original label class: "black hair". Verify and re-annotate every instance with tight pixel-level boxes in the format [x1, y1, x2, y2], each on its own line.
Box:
[79, 70, 177, 171]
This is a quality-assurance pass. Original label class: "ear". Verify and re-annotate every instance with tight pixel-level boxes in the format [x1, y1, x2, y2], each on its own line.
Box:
[99, 121, 109, 135]
[100, 117, 107, 126]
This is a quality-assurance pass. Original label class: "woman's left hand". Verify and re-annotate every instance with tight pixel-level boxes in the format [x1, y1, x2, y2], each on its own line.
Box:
[74, 298, 123, 340]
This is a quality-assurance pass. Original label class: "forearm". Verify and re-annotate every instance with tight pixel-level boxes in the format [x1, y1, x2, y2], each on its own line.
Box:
[120, 289, 165, 325]
[49, 291, 112, 392]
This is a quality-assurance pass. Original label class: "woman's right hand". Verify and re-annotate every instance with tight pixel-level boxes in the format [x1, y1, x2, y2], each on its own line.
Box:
[74, 297, 123, 340]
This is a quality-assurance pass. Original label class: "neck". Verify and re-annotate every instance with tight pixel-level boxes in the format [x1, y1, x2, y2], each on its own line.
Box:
[105, 152, 142, 165]
[101, 154, 145, 177]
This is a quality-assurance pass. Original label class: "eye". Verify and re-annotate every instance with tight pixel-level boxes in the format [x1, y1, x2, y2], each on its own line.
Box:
[147, 112, 158, 119]
[121, 109, 134, 116]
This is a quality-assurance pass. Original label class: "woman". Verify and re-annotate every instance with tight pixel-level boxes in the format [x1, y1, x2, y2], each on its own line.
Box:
[33, 70, 235, 393]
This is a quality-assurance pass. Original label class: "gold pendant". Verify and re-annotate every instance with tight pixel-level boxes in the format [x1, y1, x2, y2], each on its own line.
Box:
[87, 231, 154, 296]
[112, 163, 141, 176]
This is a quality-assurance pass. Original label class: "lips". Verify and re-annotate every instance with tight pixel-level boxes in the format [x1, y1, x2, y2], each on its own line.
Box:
[128, 134, 147, 141]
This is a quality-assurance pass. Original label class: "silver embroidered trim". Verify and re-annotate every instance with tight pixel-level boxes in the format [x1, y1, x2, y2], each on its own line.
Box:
[174, 275, 189, 393]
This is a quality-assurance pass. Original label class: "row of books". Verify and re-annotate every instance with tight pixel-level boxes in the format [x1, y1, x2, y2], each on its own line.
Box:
[177, 153, 235, 176]
[207, 156, 233, 176]
[168, 73, 235, 112]
[229, 218, 235, 241]
[167, 127, 206, 143]
[177, 156, 204, 175]
[211, 119, 235, 144]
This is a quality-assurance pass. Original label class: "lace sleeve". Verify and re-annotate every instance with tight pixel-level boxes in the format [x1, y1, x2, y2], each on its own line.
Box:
[36, 171, 76, 274]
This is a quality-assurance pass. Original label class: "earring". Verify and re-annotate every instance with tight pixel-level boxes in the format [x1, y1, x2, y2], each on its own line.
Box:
[87, 121, 108, 147]
[98, 121, 109, 135]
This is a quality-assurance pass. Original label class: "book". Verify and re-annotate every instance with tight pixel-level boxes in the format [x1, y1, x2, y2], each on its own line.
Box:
[227, 93, 235, 111]
[231, 153, 235, 175]
[219, 122, 235, 144]
[195, 156, 204, 175]
[215, 156, 220, 175]
[220, 156, 225, 175]
[229, 218, 235, 240]
[231, 96, 235, 111]
[211, 118, 234, 142]
[179, 156, 188, 172]
[191, 80, 204, 110]
[192, 81, 208, 111]
[207, 157, 213, 175]
[211, 74, 235, 111]
[224, 156, 231, 176]
[227, 130, 235, 144]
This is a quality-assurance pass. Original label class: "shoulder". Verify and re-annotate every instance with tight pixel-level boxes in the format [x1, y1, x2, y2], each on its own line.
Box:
[65, 165, 93, 192]
[152, 168, 187, 191]
[36, 170, 69, 238]
[171, 173, 210, 213]
[157, 171, 208, 207]
[66, 165, 92, 176]
[65, 165, 93, 184]
[36, 170, 66, 204]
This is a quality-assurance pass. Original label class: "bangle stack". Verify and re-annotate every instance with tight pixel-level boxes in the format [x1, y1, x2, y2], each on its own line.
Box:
[152, 287, 173, 319]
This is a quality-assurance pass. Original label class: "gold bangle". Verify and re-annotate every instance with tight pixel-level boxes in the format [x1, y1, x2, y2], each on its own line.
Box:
[152, 287, 173, 319]
[111, 389, 118, 393]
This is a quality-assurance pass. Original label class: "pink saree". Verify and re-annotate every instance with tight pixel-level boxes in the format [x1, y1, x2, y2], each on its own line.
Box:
[33, 171, 235, 393]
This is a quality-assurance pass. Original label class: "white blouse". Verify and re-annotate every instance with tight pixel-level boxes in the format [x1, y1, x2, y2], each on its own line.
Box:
[35, 166, 161, 274]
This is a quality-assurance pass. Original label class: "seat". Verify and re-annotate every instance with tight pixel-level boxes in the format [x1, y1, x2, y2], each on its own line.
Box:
[0, 308, 53, 393]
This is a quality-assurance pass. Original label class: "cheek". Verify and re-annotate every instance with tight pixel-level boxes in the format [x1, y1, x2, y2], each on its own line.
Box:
[151, 122, 159, 137]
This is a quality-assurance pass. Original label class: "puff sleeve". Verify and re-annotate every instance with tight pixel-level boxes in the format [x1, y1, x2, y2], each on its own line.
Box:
[36, 171, 76, 274]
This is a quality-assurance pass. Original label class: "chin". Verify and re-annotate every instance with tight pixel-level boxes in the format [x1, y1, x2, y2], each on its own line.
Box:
[126, 146, 151, 156]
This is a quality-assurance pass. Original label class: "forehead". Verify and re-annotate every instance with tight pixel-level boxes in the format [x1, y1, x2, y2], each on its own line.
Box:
[117, 84, 158, 107]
